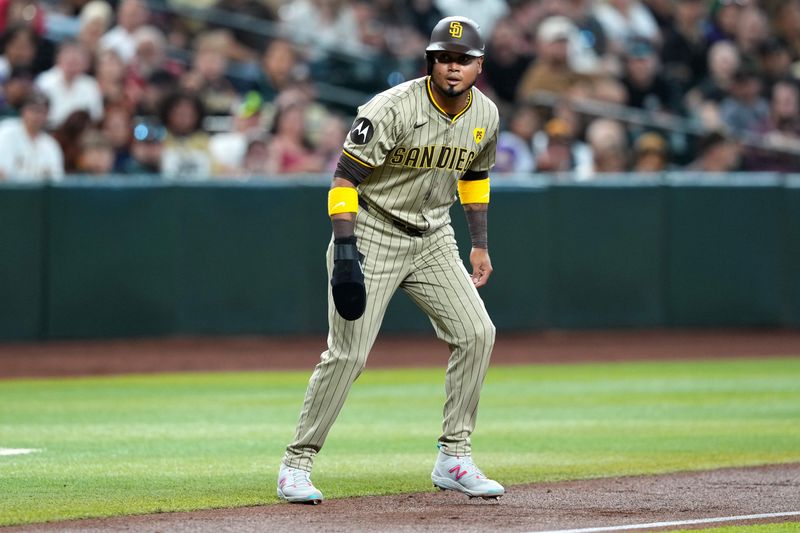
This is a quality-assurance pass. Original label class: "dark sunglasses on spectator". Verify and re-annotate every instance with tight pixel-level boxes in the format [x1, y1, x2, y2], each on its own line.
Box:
[431, 52, 478, 65]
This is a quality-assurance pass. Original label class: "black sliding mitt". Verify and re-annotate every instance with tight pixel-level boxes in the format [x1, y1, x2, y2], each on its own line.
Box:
[331, 237, 366, 321]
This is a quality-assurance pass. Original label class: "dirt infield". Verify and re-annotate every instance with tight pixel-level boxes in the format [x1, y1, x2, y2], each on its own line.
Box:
[2, 329, 799, 532]
[3, 329, 800, 379]
[5, 464, 799, 532]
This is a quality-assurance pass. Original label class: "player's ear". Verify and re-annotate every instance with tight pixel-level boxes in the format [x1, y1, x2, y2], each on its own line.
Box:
[476, 56, 483, 75]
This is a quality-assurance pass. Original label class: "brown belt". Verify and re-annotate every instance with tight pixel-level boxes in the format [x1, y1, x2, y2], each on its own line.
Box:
[359, 198, 426, 237]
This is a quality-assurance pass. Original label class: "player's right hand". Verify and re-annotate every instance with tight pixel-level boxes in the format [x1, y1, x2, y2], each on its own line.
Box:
[331, 237, 367, 320]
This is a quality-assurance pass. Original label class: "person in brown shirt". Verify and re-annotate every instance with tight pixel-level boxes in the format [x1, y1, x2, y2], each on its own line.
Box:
[516, 16, 588, 102]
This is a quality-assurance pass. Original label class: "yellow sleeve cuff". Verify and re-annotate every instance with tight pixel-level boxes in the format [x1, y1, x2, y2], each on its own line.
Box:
[328, 186, 359, 215]
[458, 177, 490, 204]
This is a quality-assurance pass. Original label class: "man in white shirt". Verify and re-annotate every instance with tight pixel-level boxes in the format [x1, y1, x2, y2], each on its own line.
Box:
[0, 91, 64, 182]
[35, 40, 104, 128]
[100, 0, 150, 64]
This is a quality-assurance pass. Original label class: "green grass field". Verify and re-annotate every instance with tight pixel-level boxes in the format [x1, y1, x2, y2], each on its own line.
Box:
[1, 357, 799, 526]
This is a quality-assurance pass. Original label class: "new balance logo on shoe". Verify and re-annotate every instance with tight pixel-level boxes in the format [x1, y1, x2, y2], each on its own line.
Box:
[449, 465, 468, 481]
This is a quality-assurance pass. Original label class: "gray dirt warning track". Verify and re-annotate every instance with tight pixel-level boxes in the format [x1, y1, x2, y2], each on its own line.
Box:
[4, 464, 800, 533]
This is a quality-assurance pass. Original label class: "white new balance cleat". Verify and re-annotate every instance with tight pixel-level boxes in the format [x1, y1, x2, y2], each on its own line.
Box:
[431, 450, 505, 500]
[277, 464, 324, 504]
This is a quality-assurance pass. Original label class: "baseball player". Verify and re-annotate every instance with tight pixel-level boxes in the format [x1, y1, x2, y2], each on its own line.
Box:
[278, 16, 503, 504]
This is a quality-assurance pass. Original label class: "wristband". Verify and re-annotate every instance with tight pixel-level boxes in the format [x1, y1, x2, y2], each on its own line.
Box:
[458, 177, 490, 204]
[328, 187, 359, 215]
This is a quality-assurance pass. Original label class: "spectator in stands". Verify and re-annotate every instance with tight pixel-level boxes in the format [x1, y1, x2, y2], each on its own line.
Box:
[134, 68, 176, 117]
[0, 90, 64, 181]
[661, 0, 710, 101]
[631, 131, 669, 171]
[641, 0, 673, 30]
[734, 6, 769, 67]
[434, 0, 509, 37]
[766, 80, 800, 137]
[585, 118, 630, 175]
[0, 0, 52, 71]
[209, 91, 264, 175]
[314, 113, 349, 173]
[482, 17, 532, 110]
[160, 90, 214, 179]
[255, 38, 303, 102]
[102, 104, 133, 172]
[100, 0, 149, 64]
[75, 129, 116, 174]
[351, 1, 391, 54]
[0, 64, 33, 118]
[0, 0, 44, 35]
[129, 26, 170, 81]
[266, 101, 323, 174]
[95, 49, 127, 108]
[685, 40, 740, 111]
[719, 66, 769, 136]
[36, 40, 103, 127]
[0, 24, 36, 82]
[77, 1, 113, 62]
[705, 0, 747, 45]
[622, 37, 672, 111]
[534, 117, 577, 173]
[495, 104, 538, 173]
[770, 0, 800, 62]
[121, 119, 164, 174]
[52, 110, 93, 173]
[407, 0, 444, 37]
[180, 30, 239, 117]
[211, 0, 276, 61]
[592, 0, 661, 56]
[541, 0, 609, 75]
[126, 26, 176, 112]
[241, 137, 272, 176]
[687, 131, 741, 171]
[359, 1, 426, 64]
[744, 80, 800, 171]
[758, 39, 794, 95]
[279, 0, 366, 59]
[517, 16, 588, 103]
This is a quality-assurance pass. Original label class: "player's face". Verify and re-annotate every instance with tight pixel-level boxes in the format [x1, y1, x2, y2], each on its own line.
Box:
[429, 51, 483, 99]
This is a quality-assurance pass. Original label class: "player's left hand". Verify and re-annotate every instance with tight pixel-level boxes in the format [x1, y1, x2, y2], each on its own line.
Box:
[469, 248, 492, 288]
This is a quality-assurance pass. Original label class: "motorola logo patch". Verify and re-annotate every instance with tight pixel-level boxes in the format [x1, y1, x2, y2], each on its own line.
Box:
[350, 118, 374, 145]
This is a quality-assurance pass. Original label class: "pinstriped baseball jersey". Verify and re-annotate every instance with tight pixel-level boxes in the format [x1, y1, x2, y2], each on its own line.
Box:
[342, 76, 499, 232]
[283, 71, 499, 476]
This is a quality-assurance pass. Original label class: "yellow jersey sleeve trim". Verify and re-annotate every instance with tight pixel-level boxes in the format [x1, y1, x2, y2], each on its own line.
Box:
[328, 187, 359, 215]
[458, 177, 490, 204]
[342, 149, 374, 169]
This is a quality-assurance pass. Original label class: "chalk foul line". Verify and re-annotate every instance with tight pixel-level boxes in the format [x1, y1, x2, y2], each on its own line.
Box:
[525, 511, 800, 533]
[0, 448, 41, 456]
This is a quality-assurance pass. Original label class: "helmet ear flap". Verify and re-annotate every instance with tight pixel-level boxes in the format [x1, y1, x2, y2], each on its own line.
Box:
[426, 53, 434, 76]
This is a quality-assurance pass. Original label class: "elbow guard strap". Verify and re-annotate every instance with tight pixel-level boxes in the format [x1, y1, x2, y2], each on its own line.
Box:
[328, 187, 359, 216]
[458, 177, 490, 204]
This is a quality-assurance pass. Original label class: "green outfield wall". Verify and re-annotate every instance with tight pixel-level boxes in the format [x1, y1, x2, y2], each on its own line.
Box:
[1, 174, 798, 340]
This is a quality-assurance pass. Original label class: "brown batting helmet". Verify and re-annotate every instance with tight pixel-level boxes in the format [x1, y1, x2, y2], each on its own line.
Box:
[426, 16, 485, 58]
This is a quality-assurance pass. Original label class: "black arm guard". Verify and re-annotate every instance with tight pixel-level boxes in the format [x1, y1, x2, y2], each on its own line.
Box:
[331, 236, 366, 321]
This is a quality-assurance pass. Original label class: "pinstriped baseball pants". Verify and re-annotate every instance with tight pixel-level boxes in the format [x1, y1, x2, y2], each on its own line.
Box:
[283, 207, 495, 471]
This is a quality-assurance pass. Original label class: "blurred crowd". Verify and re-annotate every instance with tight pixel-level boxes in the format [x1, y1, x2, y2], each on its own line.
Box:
[0, 0, 798, 182]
